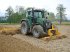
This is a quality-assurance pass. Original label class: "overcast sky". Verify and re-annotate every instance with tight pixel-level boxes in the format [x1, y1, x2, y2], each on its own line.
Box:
[0, 0, 70, 20]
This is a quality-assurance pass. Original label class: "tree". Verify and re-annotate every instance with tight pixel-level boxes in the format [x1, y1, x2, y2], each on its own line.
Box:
[16, 6, 25, 14]
[56, 4, 66, 24]
[6, 6, 14, 17]
[44, 10, 55, 21]
[6, 6, 14, 23]
[16, 6, 26, 18]
[5, 6, 26, 23]
[48, 12, 55, 21]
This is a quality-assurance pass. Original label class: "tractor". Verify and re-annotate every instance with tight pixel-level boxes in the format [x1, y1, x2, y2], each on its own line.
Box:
[21, 8, 60, 38]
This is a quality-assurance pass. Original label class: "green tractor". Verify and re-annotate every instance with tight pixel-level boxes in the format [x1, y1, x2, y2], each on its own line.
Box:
[21, 8, 60, 38]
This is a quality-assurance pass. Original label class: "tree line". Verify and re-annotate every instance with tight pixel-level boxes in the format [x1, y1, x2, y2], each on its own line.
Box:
[0, 4, 67, 24]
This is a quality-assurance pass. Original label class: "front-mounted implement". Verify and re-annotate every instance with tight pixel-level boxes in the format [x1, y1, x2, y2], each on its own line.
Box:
[48, 25, 60, 37]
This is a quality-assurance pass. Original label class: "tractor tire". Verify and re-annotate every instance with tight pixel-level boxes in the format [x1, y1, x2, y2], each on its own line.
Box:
[21, 21, 28, 35]
[32, 25, 45, 38]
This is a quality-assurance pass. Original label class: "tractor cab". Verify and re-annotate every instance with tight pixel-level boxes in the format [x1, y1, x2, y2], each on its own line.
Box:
[26, 8, 45, 23]
[26, 8, 44, 18]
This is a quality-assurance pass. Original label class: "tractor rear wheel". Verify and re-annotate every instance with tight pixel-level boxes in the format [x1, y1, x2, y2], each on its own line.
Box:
[21, 21, 28, 35]
[32, 25, 45, 38]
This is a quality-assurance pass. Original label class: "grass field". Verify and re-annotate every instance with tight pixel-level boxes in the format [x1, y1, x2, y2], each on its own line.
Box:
[52, 21, 70, 25]
[0, 21, 70, 25]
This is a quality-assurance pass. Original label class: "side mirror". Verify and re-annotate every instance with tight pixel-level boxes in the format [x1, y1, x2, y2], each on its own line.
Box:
[46, 17, 47, 19]
[48, 13, 49, 15]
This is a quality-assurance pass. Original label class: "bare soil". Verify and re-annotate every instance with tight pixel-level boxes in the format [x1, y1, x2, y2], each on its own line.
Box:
[0, 24, 70, 52]
[0, 35, 47, 52]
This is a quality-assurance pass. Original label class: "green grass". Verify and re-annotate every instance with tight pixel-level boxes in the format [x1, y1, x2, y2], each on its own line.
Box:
[0, 21, 70, 25]
[53, 21, 70, 25]
[0, 23, 20, 25]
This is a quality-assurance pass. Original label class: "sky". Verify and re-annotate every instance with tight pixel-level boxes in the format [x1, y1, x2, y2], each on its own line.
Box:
[0, 0, 70, 20]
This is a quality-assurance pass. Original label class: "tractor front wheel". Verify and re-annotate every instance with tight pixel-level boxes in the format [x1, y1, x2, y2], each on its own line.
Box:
[32, 25, 45, 38]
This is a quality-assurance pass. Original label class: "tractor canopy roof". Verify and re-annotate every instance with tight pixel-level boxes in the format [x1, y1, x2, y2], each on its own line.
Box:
[27, 8, 44, 12]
